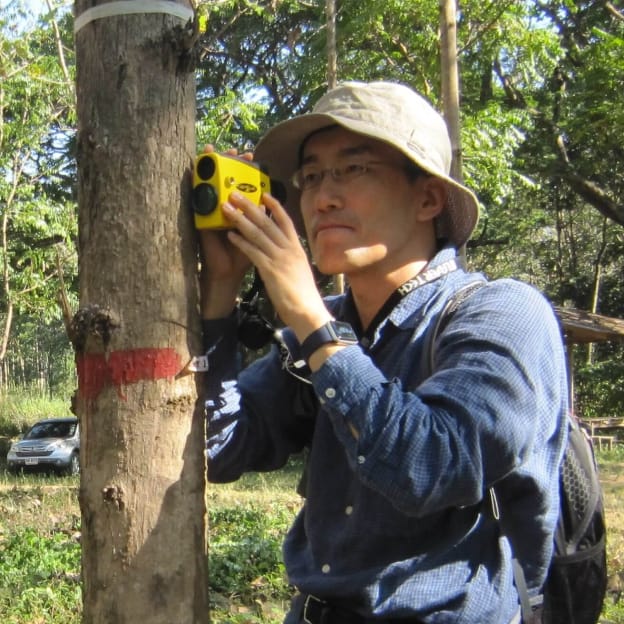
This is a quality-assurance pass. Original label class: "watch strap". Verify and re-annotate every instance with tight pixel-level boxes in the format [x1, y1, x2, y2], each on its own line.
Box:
[300, 321, 358, 362]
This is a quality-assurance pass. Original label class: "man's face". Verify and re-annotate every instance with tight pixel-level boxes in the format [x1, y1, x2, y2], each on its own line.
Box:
[298, 126, 436, 279]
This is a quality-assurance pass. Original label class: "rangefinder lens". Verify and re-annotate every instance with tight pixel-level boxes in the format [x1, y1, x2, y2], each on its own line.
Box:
[193, 183, 218, 215]
[196, 155, 216, 181]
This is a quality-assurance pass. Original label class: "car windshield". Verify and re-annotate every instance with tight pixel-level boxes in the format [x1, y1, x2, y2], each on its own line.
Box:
[24, 422, 76, 440]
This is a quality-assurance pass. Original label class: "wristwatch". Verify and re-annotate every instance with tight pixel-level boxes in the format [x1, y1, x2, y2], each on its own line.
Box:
[300, 320, 358, 362]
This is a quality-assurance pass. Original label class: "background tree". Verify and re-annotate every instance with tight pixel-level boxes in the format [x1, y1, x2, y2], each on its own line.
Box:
[0, 1, 76, 393]
[440, 0, 463, 182]
[73, 1, 208, 622]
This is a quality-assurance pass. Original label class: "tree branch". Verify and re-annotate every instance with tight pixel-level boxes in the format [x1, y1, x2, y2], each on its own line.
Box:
[558, 171, 624, 226]
[605, 1, 624, 22]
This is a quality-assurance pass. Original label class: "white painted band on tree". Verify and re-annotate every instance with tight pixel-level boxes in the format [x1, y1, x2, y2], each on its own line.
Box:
[74, 0, 194, 34]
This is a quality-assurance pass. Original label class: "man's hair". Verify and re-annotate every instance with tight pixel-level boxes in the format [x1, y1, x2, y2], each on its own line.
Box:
[404, 160, 427, 182]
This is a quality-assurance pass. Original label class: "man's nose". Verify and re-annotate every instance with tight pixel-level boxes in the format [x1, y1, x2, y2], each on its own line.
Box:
[312, 174, 343, 211]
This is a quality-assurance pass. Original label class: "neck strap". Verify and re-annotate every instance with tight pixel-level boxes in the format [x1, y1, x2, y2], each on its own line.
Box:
[359, 257, 462, 342]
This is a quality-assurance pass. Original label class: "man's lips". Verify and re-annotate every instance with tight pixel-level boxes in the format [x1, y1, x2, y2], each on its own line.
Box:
[313, 222, 354, 238]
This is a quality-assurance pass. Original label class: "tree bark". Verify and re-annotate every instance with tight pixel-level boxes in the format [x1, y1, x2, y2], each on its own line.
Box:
[73, 2, 208, 623]
[326, 0, 344, 295]
[326, 0, 337, 90]
[560, 170, 624, 227]
[439, 0, 463, 183]
[439, 0, 468, 259]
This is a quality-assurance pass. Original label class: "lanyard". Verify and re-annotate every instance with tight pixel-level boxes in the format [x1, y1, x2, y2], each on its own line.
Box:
[356, 257, 462, 343]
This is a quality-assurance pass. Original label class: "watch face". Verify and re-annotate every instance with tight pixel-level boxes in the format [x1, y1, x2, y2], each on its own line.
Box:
[332, 321, 358, 342]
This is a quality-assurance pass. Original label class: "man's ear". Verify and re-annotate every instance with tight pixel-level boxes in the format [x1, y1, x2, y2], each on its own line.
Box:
[414, 177, 447, 222]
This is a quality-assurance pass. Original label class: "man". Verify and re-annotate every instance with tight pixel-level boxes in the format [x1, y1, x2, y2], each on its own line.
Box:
[199, 81, 568, 623]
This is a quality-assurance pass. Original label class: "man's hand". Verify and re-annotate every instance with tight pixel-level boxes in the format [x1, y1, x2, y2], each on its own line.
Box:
[197, 145, 338, 370]
[221, 191, 332, 344]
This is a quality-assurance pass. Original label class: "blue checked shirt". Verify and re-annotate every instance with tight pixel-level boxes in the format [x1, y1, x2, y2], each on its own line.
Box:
[204, 247, 569, 624]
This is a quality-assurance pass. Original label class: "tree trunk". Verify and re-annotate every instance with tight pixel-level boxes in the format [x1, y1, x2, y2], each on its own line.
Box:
[439, 0, 467, 258]
[73, 2, 208, 623]
[326, 0, 337, 90]
[326, 0, 344, 294]
[439, 0, 462, 183]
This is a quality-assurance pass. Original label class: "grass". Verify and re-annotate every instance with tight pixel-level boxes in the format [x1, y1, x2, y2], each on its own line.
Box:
[0, 450, 623, 622]
[0, 392, 70, 439]
[0, 462, 302, 624]
[0, 475, 82, 624]
[207, 460, 302, 623]
[597, 447, 624, 622]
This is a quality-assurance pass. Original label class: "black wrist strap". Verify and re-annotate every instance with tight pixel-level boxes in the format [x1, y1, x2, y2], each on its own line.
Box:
[300, 325, 332, 362]
[300, 321, 358, 362]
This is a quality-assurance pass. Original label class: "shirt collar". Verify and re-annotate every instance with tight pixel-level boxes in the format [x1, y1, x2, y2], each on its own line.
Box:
[334, 245, 463, 343]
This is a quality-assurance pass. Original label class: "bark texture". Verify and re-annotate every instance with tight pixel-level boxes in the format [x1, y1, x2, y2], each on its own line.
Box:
[439, 0, 463, 183]
[73, 3, 207, 622]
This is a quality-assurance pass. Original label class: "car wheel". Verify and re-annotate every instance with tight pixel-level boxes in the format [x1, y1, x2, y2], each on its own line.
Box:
[65, 452, 80, 477]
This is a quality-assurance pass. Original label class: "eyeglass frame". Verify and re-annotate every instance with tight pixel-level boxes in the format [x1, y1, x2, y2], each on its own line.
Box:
[290, 158, 425, 191]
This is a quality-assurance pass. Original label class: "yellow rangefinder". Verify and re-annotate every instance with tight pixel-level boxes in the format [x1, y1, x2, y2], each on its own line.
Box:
[192, 152, 274, 229]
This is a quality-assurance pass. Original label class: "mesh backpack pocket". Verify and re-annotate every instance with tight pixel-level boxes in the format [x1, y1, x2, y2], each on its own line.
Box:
[541, 420, 608, 624]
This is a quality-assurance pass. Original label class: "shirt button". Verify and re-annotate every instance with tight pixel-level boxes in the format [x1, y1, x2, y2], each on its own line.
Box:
[357, 455, 365, 464]
[325, 387, 336, 399]
[322, 563, 331, 574]
[345, 505, 353, 515]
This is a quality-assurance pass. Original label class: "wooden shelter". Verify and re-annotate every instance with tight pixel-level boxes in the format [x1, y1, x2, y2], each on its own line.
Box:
[556, 307, 624, 345]
[555, 306, 624, 447]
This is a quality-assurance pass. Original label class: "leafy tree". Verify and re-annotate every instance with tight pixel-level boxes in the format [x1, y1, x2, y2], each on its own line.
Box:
[0, 1, 76, 392]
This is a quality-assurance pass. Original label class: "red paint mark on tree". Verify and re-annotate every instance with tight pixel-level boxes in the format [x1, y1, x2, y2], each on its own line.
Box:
[76, 348, 181, 401]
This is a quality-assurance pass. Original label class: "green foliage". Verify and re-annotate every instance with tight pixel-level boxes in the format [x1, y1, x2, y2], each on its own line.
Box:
[331, 0, 441, 90]
[4, 314, 76, 397]
[196, 89, 269, 152]
[1, 0, 623, 438]
[0, 528, 81, 624]
[575, 353, 624, 420]
[0, 1, 77, 394]
[0, 390, 73, 438]
[209, 504, 294, 602]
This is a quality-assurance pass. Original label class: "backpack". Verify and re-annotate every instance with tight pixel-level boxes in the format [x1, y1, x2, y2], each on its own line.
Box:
[432, 282, 608, 624]
[540, 416, 608, 623]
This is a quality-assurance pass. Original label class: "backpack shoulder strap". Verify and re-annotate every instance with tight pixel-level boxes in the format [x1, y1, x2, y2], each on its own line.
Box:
[426, 280, 487, 375]
[427, 282, 543, 622]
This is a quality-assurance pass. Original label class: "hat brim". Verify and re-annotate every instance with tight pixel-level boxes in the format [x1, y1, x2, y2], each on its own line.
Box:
[255, 112, 479, 248]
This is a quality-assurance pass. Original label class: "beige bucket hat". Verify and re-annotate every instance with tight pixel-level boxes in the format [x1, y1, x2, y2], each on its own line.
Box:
[254, 80, 479, 248]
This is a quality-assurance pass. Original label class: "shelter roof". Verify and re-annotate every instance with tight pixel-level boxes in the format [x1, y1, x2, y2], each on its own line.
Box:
[555, 307, 624, 344]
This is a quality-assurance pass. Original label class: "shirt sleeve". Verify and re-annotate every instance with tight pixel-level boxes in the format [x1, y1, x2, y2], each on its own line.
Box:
[310, 279, 568, 516]
[203, 318, 315, 483]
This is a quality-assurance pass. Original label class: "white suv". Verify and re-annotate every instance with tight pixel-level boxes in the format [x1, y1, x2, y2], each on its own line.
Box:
[6, 417, 80, 476]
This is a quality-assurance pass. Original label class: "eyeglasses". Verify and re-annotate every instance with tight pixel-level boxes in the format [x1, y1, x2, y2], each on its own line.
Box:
[291, 160, 396, 191]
